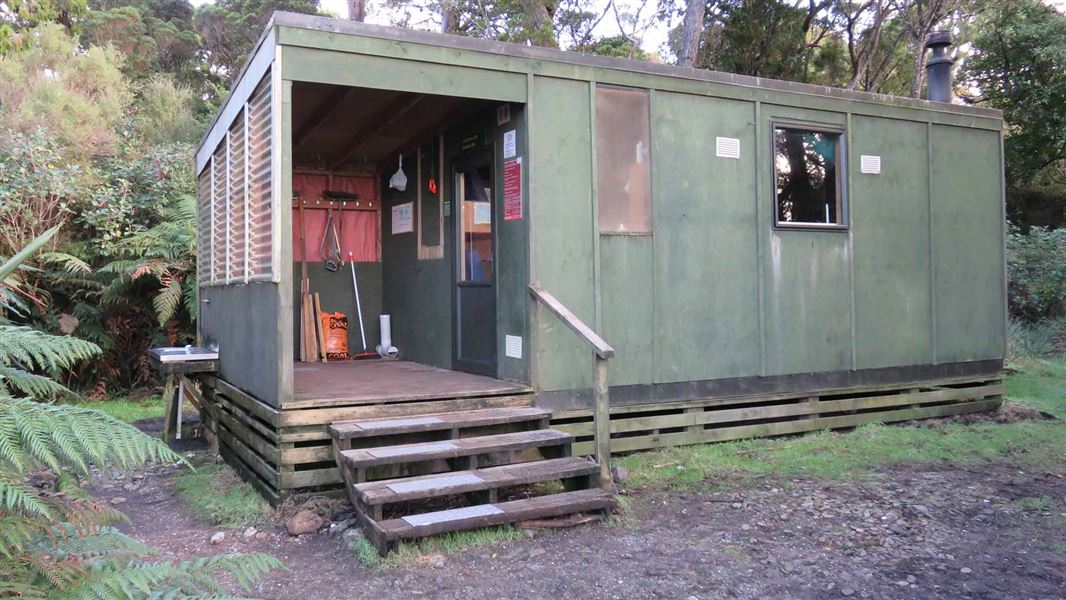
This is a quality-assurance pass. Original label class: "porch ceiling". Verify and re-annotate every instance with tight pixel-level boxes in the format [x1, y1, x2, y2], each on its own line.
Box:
[291, 81, 489, 173]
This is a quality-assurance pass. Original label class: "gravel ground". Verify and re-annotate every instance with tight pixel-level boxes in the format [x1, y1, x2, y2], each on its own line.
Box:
[92, 458, 1065, 600]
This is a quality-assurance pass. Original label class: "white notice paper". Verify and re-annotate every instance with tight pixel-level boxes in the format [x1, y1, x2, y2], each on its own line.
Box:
[473, 201, 492, 225]
[392, 202, 414, 234]
[503, 130, 517, 159]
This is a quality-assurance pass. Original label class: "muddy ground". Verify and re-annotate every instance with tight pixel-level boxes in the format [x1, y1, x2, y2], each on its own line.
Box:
[92, 448, 1064, 600]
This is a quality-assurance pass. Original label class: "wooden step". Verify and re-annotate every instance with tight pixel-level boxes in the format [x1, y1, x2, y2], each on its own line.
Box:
[340, 429, 573, 470]
[329, 407, 551, 440]
[354, 457, 598, 505]
[375, 489, 615, 542]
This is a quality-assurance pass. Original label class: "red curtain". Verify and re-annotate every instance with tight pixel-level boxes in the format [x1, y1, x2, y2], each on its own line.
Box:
[292, 173, 380, 262]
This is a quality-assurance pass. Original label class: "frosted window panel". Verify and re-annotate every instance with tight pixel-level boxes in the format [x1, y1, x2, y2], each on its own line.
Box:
[596, 86, 651, 234]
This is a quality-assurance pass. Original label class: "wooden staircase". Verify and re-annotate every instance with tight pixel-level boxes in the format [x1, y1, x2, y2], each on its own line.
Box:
[328, 406, 614, 555]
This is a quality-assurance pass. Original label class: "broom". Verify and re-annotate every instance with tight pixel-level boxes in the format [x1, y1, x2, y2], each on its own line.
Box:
[349, 251, 378, 360]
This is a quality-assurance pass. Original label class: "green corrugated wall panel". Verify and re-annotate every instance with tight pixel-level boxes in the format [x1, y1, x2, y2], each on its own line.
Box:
[764, 231, 853, 374]
[599, 235, 654, 386]
[530, 76, 595, 391]
[930, 125, 1006, 362]
[280, 46, 526, 102]
[651, 91, 760, 382]
[851, 116, 933, 368]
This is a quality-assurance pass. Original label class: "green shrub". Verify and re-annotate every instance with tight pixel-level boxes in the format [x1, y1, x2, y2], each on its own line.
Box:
[1009, 317, 1066, 359]
[1007, 226, 1066, 321]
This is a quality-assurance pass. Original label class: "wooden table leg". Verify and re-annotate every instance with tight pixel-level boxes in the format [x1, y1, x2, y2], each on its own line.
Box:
[162, 374, 176, 441]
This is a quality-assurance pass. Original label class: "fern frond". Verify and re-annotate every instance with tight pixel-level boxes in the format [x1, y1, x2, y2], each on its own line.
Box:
[152, 276, 182, 326]
[0, 364, 73, 398]
[0, 478, 52, 518]
[38, 252, 92, 275]
[0, 325, 101, 374]
[40, 525, 154, 560]
[0, 398, 184, 476]
[55, 553, 282, 600]
[182, 278, 198, 321]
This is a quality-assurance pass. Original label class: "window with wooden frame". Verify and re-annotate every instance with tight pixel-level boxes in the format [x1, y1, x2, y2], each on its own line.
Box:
[195, 71, 275, 286]
[773, 124, 846, 228]
[596, 85, 651, 234]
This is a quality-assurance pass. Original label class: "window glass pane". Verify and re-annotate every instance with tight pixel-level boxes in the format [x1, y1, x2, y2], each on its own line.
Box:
[460, 166, 493, 283]
[774, 127, 843, 225]
[596, 86, 651, 233]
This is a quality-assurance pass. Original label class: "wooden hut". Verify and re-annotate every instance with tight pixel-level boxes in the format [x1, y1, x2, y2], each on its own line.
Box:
[193, 12, 1005, 551]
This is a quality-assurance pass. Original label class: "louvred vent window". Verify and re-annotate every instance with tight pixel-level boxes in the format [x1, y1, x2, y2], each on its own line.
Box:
[195, 70, 275, 286]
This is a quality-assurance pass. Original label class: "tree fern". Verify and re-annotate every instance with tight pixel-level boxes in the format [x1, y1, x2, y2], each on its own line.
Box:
[2, 229, 281, 598]
[102, 194, 197, 329]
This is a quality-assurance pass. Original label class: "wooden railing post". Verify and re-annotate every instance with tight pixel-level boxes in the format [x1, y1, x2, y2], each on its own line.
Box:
[594, 355, 611, 490]
[528, 284, 615, 490]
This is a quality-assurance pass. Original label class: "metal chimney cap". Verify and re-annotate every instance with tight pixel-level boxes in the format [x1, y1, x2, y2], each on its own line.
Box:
[925, 31, 952, 50]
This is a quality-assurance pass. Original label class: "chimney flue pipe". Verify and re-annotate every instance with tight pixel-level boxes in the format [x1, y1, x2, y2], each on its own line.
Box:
[924, 31, 954, 103]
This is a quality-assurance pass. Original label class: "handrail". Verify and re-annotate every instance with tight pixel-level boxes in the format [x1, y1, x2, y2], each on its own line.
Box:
[529, 283, 613, 491]
[528, 284, 614, 358]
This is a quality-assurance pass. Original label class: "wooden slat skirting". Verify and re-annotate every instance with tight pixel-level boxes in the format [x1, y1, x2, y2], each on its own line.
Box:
[555, 377, 1003, 457]
[199, 372, 1002, 504]
[199, 378, 536, 504]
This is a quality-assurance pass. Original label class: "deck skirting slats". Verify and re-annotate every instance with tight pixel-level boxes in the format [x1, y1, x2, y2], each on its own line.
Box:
[199, 372, 1002, 504]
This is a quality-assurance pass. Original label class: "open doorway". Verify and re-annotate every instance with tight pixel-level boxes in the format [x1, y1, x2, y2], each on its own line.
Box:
[287, 81, 523, 400]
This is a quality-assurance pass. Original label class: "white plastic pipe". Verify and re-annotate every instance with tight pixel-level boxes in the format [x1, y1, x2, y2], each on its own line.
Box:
[376, 314, 399, 358]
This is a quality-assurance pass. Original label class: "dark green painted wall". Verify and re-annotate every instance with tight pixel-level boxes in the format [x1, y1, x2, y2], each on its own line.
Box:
[378, 106, 532, 383]
[528, 77, 596, 392]
[530, 79, 1005, 394]
[851, 116, 933, 369]
[291, 261, 382, 354]
[492, 104, 531, 384]
[381, 146, 453, 370]
[201, 282, 282, 406]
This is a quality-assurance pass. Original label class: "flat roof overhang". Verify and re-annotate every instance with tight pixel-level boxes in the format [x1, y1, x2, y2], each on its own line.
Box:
[198, 10, 1004, 168]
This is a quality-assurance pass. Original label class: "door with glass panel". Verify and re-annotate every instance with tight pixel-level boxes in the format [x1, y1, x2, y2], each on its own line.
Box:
[453, 158, 497, 376]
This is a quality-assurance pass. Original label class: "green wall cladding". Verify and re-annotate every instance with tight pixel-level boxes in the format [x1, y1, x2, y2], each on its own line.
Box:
[931, 125, 1006, 362]
[650, 91, 760, 383]
[201, 282, 283, 406]
[531, 88, 1005, 392]
[850, 116, 933, 369]
[381, 146, 453, 370]
[529, 76, 596, 391]
[291, 261, 383, 356]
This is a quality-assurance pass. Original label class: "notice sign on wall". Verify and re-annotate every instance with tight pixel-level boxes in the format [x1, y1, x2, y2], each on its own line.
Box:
[392, 202, 414, 234]
[503, 157, 522, 221]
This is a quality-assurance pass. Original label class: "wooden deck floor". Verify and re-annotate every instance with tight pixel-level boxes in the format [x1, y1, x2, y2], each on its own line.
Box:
[291, 360, 531, 408]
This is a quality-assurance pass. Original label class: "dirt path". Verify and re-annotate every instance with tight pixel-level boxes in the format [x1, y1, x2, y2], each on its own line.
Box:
[91, 456, 1065, 600]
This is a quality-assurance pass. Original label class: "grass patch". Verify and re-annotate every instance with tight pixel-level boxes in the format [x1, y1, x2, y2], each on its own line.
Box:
[72, 396, 167, 423]
[1005, 357, 1066, 418]
[352, 526, 527, 569]
[70, 396, 198, 424]
[617, 361, 1065, 489]
[1015, 496, 1054, 512]
[173, 464, 272, 528]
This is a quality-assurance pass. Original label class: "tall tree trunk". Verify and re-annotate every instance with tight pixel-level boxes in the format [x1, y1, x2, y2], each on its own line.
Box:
[347, 0, 366, 22]
[441, 0, 459, 33]
[911, 38, 927, 98]
[677, 0, 707, 67]
[521, 0, 557, 47]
